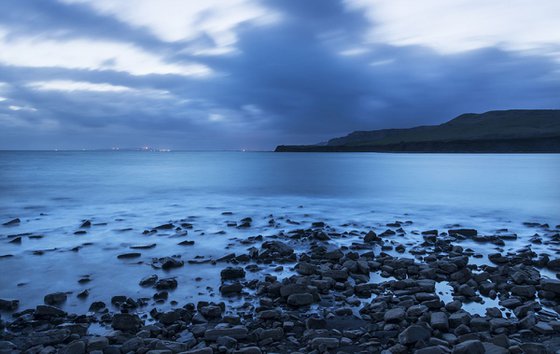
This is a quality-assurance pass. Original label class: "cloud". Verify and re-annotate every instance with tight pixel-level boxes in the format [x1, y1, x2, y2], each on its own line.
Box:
[0, 27, 210, 76]
[0, 0, 559, 150]
[347, 0, 560, 55]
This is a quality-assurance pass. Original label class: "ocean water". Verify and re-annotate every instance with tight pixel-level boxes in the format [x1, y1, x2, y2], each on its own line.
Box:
[0, 151, 559, 315]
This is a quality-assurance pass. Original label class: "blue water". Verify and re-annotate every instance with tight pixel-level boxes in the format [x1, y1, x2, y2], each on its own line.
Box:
[0, 151, 559, 314]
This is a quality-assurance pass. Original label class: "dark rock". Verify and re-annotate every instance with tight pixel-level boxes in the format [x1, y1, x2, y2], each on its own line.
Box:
[453, 340, 484, 354]
[111, 313, 142, 331]
[160, 257, 184, 270]
[262, 241, 294, 256]
[364, 230, 380, 242]
[80, 220, 91, 228]
[0, 299, 18, 311]
[287, 293, 314, 306]
[140, 274, 158, 287]
[448, 229, 477, 237]
[155, 278, 178, 290]
[204, 326, 249, 340]
[44, 292, 67, 305]
[384, 307, 405, 323]
[221, 267, 246, 280]
[35, 304, 67, 317]
[117, 252, 141, 259]
[220, 282, 243, 295]
[431, 312, 449, 331]
[2, 218, 20, 226]
[398, 325, 431, 345]
[155, 223, 174, 230]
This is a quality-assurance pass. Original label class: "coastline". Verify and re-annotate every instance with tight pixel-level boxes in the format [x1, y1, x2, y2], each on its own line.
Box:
[1, 216, 560, 353]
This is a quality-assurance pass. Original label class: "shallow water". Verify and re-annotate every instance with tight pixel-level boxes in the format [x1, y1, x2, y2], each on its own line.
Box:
[0, 151, 559, 314]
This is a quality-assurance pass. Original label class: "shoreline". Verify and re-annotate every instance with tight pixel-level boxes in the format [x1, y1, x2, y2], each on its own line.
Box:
[1, 218, 560, 353]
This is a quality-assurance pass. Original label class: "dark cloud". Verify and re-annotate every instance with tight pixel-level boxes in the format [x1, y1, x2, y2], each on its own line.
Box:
[0, 0, 559, 150]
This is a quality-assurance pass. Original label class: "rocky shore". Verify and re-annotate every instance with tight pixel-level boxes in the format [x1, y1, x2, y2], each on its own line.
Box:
[1, 219, 560, 354]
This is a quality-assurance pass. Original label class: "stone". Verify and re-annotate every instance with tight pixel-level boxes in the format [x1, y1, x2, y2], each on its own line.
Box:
[140, 274, 158, 287]
[431, 312, 449, 331]
[510, 285, 535, 298]
[220, 282, 243, 294]
[235, 347, 262, 354]
[60, 340, 85, 354]
[220, 267, 246, 280]
[448, 229, 477, 237]
[179, 348, 213, 354]
[204, 326, 249, 340]
[482, 343, 508, 354]
[2, 218, 20, 226]
[364, 231, 380, 242]
[287, 293, 314, 306]
[160, 257, 184, 270]
[384, 307, 405, 323]
[310, 337, 339, 350]
[87, 337, 109, 351]
[111, 313, 142, 332]
[519, 343, 547, 354]
[261, 241, 294, 256]
[44, 292, 67, 305]
[452, 339, 484, 354]
[35, 304, 67, 317]
[541, 279, 560, 294]
[117, 252, 141, 259]
[0, 299, 18, 311]
[398, 325, 431, 345]
[155, 278, 178, 290]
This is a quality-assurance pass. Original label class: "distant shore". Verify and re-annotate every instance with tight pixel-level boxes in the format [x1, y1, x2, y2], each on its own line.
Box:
[276, 136, 560, 153]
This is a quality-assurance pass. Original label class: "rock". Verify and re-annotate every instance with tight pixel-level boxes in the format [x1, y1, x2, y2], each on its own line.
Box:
[12, 329, 70, 349]
[398, 325, 431, 345]
[310, 337, 339, 350]
[159, 310, 182, 325]
[287, 293, 314, 306]
[0, 299, 18, 311]
[35, 304, 67, 317]
[235, 347, 262, 354]
[220, 267, 246, 280]
[117, 252, 141, 259]
[155, 278, 178, 290]
[80, 220, 91, 228]
[60, 340, 85, 354]
[44, 292, 67, 305]
[482, 342, 508, 354]
[88, 301, 106, 312]
[295, 262, 317, 275]
[415, 346, 447, 354]
[519, 343, 547, 354]
[87, 337, 109, 351]
[160, 257, 184, 270]
[155, 223, 174, 230]
[220, 282, 243, 295]
[510, 285, 535, 298]
[547, 258, 560, 271]
[204, 326, 249, 340]
[453, 340, 484, 354]
[384, 307, 405, 323]
[448, 229, 477, 237]
[261, 241, 294, 256]
[2, 218, 20, 226]
[364, 230, 380, 242]
[458, 284, 476, 297]
[111, 313, 142, 332]
[140, 274, 158, 287]
[431, 312, 449, 331]
[178, 240, 195, 246]
[180, 348, 213, 354]
[541, 278, 560, 294]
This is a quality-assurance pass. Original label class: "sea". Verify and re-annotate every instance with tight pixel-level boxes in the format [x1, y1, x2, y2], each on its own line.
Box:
[0, 151, 559, 315]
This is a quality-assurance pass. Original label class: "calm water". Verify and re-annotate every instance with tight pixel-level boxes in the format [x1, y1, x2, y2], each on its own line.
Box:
[0, 151, 559, 314]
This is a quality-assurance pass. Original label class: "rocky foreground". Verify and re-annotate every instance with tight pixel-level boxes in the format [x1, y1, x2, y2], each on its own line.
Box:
[1, 220, 560, 354]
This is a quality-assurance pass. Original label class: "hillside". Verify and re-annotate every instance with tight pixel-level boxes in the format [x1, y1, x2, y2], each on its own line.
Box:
[275, 110, 560, 152]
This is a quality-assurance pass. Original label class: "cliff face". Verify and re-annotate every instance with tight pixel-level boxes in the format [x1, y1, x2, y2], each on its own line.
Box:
[275, 110, 560, 152]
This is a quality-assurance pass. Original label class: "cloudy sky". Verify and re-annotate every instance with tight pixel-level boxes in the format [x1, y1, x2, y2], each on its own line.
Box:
[0, 0, 559, 150]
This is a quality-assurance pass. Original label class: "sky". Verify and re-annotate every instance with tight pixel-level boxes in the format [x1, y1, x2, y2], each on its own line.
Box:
[0, 0, 559, 150]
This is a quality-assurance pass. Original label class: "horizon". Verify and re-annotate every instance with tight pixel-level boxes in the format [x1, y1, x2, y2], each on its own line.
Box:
[1, 1, 560, 150]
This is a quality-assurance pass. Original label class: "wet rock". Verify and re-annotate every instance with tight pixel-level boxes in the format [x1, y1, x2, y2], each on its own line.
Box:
[453, 339, 484, 354]
[12, 328, 70, 350]
[510, 285, 535, 298]
[2, 218, 20, 226]
[431, 312, 449, 331]
[310, 337, 339, 350]
[384, 307, 405, 323]
[155, 278, 178, 290]
[80, 220, 91, 228]
[204, 326, 249, 340]
[111, 313, 142, 332]
[77, 289, 89, 298]
[519, 343, 547, 354]
[220, 282, 243, 295]
[398, 325, 431, 345]
[34, 304, 67, 317]
[140, 274, 159, 287]
[44, 292, 67, 305]
[221, 266, 246, 280]
[155, 223, 174, 230]
[364, 230, 380, 242]
[87, 337, 109, 351]
[287, 293, 314, 306]
[130, 243, 156, 249]
[117, 252, 141, 259]
[8, 236, 21, 244]
[178, 240, 195, 246]
[60, 340, 85, 354]
[160, 257, 184, 270]
[261, 241, 294, 256]
[448, 229, 477, 237]
[0, 298, 18, 311]
[88, 301, 106, 312]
